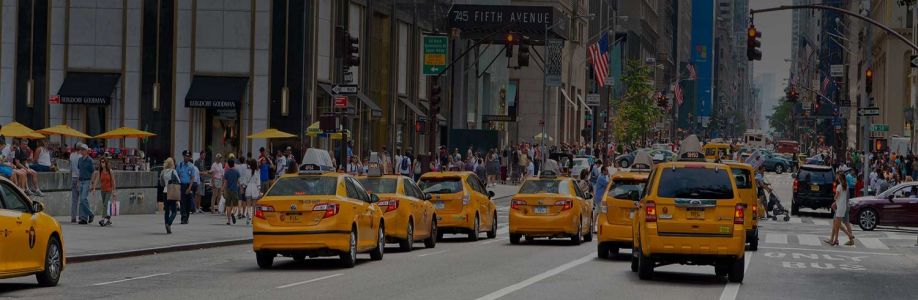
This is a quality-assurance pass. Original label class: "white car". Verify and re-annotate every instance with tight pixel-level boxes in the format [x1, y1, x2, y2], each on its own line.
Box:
[571, 158, 591, 179]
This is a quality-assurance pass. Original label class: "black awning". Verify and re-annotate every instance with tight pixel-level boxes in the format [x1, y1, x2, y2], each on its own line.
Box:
[185, 76, 248, 109]
[56, 72, 121, 105]
[399, 96, 424, 116]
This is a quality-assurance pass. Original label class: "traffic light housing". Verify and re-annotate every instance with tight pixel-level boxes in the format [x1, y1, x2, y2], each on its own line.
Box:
[787, 86, 799, 102]
[518, 36, 530, 67]
[865, 68, 873, 94]
[336, 26, 360, 67]
[505, 33, 515, 58]
[747, 25, 762, 61]
[430, 80, 442, 116]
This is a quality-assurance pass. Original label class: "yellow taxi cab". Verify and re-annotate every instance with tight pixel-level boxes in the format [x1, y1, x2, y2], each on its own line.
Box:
[418, 171, 497, 241]
[508, 166, 594, 245]
[252, 151, 386, 269]
[632, 135, 747, 283]
[357, 163, 437, 252]
[722, 161, 760, 251]
[0, 176, 64, 286]
[702, 142, 731, 161]
[597, 151, 651, 258]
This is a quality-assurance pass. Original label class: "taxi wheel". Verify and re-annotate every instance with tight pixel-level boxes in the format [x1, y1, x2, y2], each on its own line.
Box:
[370, 225, 385, 261]
[510, 234, 522, 244]
[583, 219, 593, 242]
[424, 219, 438, 249]
[36, 236, 63, 287]
[597, 243, 611, 259]
[399, 221, 414, 252]
[256, 251, 275, 269]
[728, 258, 745, 283]
[468, 215, 480, 241]
[749, 230, 759, 251]
[339, 229, 358, 268]
[630, 252, 638, 272]
[486, 214, 497, 239]
[570, 218, 583, 245]
[637, 248, 654, 280]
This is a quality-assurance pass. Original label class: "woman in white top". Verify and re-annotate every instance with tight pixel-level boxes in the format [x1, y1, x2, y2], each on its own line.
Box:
[30, 140, 53, 172]
[210, 154, 225, 215]
[236, 158, 253, 224]
[825, 172, 855, 246]
[243, 159, 261, 225]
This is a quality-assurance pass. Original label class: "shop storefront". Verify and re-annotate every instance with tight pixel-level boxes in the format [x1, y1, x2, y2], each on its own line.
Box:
[54, 71, 122, 147]
[184, 76, 249, 157]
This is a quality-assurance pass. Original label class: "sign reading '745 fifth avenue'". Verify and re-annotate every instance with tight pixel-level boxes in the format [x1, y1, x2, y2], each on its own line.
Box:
[423, 35, 448, 76]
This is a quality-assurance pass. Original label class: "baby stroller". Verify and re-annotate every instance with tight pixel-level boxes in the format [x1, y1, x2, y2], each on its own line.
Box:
[767, 192, 790, 222]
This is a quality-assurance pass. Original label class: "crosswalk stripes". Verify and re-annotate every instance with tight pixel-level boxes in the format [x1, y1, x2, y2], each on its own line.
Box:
[787, 217, 803, 224]
[811, 219, 830, 226]
[797, 234, 821, 246]
[856, 237, 889, 250]
[764, 233, 788, 244]
[761, 233, 895, 249]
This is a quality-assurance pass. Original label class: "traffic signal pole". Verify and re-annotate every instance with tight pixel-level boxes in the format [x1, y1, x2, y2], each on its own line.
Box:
[862, 25, 872, 193]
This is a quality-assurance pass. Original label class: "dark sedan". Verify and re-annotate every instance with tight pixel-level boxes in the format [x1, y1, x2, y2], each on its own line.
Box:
[761, 153, 794, 174]
[849, 182, 918, 231]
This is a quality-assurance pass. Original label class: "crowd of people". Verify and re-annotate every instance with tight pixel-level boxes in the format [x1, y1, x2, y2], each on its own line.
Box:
[0, 138, 50, 196]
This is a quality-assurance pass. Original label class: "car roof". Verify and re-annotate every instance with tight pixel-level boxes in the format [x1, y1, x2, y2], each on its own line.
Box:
[800, 164, 833, 171]
[657, 161, 730, 169]
[722, 161, 754, 170]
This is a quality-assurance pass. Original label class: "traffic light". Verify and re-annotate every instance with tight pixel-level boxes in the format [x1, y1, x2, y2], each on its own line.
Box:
[505, 33, 515, 58]
[430, 80, 442, 116]
[346, 33, 359, 67]
[865, 68, 873, 94]
[518, 36, 530, 67]
[747, 25, 762, 61]
[787, 86, 799, 102]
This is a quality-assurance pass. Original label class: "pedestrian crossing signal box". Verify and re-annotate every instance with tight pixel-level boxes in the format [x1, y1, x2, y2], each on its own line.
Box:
[874, 138, 887, 152]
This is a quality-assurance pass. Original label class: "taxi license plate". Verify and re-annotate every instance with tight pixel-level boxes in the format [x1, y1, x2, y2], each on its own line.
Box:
[534, 206, 548, 214]
[434, 201, 445, 209]
[811, 185, 819, 192]
[284, 213, 303, 223]
[687, 208, 704, 220]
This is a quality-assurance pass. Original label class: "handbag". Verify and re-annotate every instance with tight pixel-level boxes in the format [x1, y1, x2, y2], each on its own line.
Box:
[166, 170, 182, 201]
[108, 196, 120, 216]
[246, 172, 263, 200]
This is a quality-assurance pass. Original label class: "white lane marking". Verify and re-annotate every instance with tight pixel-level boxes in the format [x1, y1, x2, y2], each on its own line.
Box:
[759, 246, 901, 256]
[857, 237, 889, 250]
[92, 273, 171, 286]
[718, 251, 753, 300]
[418, 250, 449, 257]
[497, 227, 510, 235]
[797, 234, 821, 246]
[788, 217, 803, 224]
[764, 233, 787, 244]
[275, 274, 343, 289]
[886, 233, 915, 240]
[480, 238, 509, 245]
[812, 219, 830, 226]
[474, 253, 594, 300]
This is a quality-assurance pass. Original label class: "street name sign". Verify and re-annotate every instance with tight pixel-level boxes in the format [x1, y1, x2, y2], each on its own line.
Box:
[483, 114, 514, 122]
[586, 93, 600, 106]
[332, 84, 358, 95]
[872, 124, 889, 132]
[830, 64, 844, 77]
[857, 107, 880, 117]
[423, 35, 449, 76]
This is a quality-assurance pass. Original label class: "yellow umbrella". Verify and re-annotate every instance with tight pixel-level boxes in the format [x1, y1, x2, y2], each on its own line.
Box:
[306, 122, 323, 137]
[248, 128, 296, 139]
[0, 122, 45, 139]
[37, 124, 92, 139]
[95, 127, 157, 139]
[533, 133, 553, 142]
[329, 129, 351, 140]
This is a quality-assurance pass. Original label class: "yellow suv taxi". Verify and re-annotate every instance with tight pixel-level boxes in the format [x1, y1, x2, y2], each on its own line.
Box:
[0, 177, 64, 286]
[509, 169, 593, 245]
[723, 161, 760, 251]
[632, 135, 747, 283]
[702, 142, 731, 161]
[418, 172, 497, 241]
[358, 173, 437, 252]
[253, 162, 385, 268]
[597, 151, 651, 258]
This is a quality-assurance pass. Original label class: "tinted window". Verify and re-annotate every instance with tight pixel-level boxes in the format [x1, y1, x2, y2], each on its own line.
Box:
[657, 167, 735, 199]
[0, 183, 29, 213]
[357, 178, 398, 194]
[419, 178, 464, 194]
[731, 168, 753, 189]
[798, 169, 833, 184]
[348, 178, 371, 202]
[267, 177, 338, 196]
[609, 180, 645, 201]
[520, 179, 567, 194]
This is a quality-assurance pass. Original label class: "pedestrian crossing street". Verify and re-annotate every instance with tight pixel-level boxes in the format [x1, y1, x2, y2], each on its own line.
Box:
[761, 216, 917, 250]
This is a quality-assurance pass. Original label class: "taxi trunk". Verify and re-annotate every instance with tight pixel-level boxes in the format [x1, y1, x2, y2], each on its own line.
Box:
[258, 196, 344, 227]
[654, 198, 740, 237]
[510, 194, 578, 235]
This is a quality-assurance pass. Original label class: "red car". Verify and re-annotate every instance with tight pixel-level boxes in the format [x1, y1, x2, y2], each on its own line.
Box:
[849, 182, 918, 231]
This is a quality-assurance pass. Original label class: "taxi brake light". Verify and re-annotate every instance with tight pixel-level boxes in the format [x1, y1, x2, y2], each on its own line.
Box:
[555, 200, 573, 211]
[793, 179, 798, 193]
[734, 203, 745, 225]
[254, 205, 274, 219]
[645, 201, 657, 222]
[314, 203, 340, 219]
[379, 200, 399, 213]
[752, 204, 758, 216]
[511, 200, 526, 210]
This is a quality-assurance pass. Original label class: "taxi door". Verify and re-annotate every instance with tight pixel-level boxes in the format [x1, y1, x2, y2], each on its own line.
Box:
[0, 182, 39, 272]
[345, 177, 375, 248]
[404, 178, 430, 237]
[466, 176, 490, 228]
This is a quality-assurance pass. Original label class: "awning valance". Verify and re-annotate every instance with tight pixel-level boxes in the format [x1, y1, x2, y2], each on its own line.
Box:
[185, 76, 248, 109]
[56, 72, 121, 105]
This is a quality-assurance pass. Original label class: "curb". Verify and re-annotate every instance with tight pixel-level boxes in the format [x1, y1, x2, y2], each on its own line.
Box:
[67, 238, 252, 264]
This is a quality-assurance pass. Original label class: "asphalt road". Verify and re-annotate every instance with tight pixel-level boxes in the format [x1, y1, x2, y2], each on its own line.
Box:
[3, 173, 918, 300]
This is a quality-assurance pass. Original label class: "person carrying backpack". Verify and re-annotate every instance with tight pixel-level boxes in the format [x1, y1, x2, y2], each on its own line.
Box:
[399, 154, 411, 176]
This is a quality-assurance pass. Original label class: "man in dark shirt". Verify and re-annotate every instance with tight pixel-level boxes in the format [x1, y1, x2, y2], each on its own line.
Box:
[77, 145, 95, 224]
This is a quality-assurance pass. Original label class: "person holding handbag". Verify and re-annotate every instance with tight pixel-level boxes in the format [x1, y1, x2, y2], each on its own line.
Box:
[244, 159, 261, 225]
[161, 158, 181, 234]
[91, 157, 116, 227]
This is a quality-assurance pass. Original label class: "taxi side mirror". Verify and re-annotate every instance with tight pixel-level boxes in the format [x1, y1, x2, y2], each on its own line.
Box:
[369, 194, 380, 204]
[32, 201, 45, 213]
[424, 193, 432, 201]
[488, 191, 496, 198]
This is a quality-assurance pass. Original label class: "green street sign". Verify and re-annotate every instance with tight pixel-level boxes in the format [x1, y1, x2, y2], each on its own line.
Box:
[423, 35, 448, 76]
[872, 124, 889, 132]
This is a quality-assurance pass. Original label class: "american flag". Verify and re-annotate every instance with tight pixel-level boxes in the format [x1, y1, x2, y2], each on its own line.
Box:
[588, 32, 609, 89]
[686, 64, 697, 80]
[672, 83, 684, 106]
[821, 76, 830, 94]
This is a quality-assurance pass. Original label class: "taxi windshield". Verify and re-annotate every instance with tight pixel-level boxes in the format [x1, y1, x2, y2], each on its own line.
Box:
[608, 180, 645, 201]
[267, 176, 338, 196]
[419, 178, 463, 194]
[520, 179, 568, 194]
[358, 178, 398, 194]
[657, 167, 734, 199]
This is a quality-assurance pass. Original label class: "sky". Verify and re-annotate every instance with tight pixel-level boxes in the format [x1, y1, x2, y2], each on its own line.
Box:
[749, 0, 794, 124]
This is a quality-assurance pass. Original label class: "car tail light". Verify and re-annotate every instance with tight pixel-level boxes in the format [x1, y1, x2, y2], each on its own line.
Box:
[752, 204, 758, 217]
[645, 201, 657, 222]
[511, 200, 526, 210]
[793, 179, 798, 193]
[254, 205, 274, 219]
[600, 201, 608, 213]
[314, 203, 340, 219]
[555, 200, 573, 211]
[734, 204, 745, 225]
[461, 194, 470, 206]
[379, 200, 399, 213]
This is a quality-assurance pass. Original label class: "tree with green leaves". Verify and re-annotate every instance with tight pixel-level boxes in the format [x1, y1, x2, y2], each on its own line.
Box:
[612, 60, 662, 148]
[767, 98, 796, 135]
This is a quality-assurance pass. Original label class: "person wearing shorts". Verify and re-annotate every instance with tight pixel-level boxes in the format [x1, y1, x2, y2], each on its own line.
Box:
[222, 159, 241, 225]
[210, 154, 225, 214]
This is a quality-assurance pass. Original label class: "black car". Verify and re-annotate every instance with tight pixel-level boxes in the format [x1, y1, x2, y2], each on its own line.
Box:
[791, 164, 836, 215]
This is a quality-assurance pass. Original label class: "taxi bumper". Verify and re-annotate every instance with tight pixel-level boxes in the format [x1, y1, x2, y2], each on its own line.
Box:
[509, 211, 578, 236]
[641, 226, 746, 257]
[252, 221, 352, 253]
[436, 209, 475, 233]
[597, 217, 632, 247]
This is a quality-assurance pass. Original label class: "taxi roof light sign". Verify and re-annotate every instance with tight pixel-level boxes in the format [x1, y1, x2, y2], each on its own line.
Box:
[366, 152, 382, 177]
[678, 135, 706, 162]
[630, 150, 653, 171]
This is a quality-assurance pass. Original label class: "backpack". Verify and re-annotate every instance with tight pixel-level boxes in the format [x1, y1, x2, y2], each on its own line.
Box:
[401, 157, 410, 172]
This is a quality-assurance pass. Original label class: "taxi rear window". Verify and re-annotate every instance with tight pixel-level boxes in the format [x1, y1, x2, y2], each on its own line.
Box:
[357, 178, 397, 194]
[731, 168, 753, 189]
[419, 178, 463, 194]
[520, 179, 568, 194]
[608, 180, 644, 201]
[267, 177, 337, 196]
[657, 167, 734, 199]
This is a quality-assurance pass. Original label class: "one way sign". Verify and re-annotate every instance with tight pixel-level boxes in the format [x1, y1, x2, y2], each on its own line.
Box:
[858, 107, 880, 117]
[332, 84, 358, 95]
[912, 55, 918, 69]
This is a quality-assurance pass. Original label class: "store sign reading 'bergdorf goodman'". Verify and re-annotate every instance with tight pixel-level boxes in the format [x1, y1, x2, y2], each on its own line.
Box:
[60, 96, 109, 105]
[188, 100, 236, 109]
